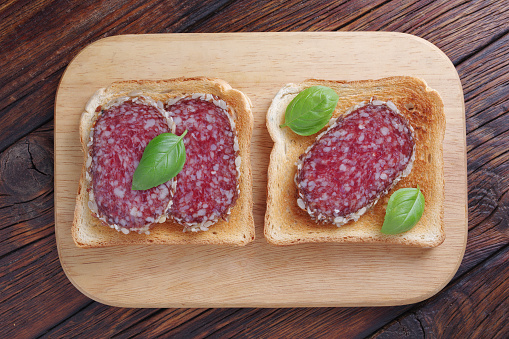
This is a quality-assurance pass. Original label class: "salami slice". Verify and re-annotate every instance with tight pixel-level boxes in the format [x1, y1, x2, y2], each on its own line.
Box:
[166, 94, 240, 232]
[296, 100, 415, 226]
[87, 97, 174, 234]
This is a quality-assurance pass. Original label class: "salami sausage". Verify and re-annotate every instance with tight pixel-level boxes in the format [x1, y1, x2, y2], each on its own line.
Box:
[296, 101, 415, 225]
[88, 98, 173, 234]
[166, 95, 240, 232]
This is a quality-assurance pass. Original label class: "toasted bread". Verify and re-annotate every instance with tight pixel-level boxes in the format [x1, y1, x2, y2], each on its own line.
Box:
[73, 77, 254, 247]
[265, 76, 445, 247]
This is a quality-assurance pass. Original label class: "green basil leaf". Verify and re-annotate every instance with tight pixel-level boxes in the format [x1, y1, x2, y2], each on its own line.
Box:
[381, 185, 425, 235]
[131, 130, 188, 191]
[280, 86, 339, 136]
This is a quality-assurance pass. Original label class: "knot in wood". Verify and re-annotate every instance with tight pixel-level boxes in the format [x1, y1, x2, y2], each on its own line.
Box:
[0, 135, 53, 200]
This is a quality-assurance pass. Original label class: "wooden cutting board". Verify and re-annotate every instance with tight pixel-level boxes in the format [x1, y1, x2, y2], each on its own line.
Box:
[55, 32, 467, 307]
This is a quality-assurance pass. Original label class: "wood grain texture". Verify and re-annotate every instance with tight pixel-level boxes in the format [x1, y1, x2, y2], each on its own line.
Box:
[1, 0, 508, 337]
[338, 0, 509, 62]
[0, 0, 232, 153]
[54, 32, 466, 308]
[0, 235, 91, 338]
[182, 0, 387, 32]
[0, 122, 54, 257]
[370, 245, 509, 338]
[455, 32, 509, 277]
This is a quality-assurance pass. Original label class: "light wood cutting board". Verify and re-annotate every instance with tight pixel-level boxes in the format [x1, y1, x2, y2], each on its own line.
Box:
[55, 32, 467, 307]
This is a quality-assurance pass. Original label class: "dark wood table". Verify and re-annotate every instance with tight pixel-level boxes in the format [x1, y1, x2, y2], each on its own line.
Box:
[2, 1, 508, 337]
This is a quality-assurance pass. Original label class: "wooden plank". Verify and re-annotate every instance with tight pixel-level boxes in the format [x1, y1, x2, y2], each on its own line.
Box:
[42, 305, 415, 338]
[0, 0, 231, 152]
[463, 34, 509, 138]
[0, 235, 91, 338]
[370, 245, 509, 338]
[0, 74, 58, 153]
[182, 0, 386, 32]
[54, 32, 466, 307]
[0, 2, 259, 335]
[453, 32, 509, 277]
[0, 122, 54, 257]
[0, 0, 233, 110]
[337, 0, 509, 65]
[44, 307, 214, 338]
[39, 305, 181, 338]
[366, 26, 509, 339]
[174, 0, 509, 66]
[109, 307, 412, 338]
[0, 0, 506, 336]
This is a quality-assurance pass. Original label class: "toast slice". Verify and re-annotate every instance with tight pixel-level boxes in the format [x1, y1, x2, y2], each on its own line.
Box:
[73, 77, 254, 247]
[265, 77, 445, 247]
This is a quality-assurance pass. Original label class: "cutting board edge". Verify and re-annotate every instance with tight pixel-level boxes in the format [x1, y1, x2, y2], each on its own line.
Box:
[54, 32, 467, 307]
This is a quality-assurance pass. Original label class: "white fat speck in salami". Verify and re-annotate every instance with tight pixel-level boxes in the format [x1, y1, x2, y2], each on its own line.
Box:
[166, 96, 239, 229]
[89, 99, 173, 232]
[296, 102, 415, 226]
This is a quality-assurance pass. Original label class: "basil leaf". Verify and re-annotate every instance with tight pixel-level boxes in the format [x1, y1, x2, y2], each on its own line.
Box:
[280, 86, 339, 136]
[131, 130, 188, 191]
[381, 186, 425, 235]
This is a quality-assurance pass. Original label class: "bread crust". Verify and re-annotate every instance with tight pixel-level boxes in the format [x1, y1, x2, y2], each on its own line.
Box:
[73, 77, 255, 248]
[265, 77, 445, 247]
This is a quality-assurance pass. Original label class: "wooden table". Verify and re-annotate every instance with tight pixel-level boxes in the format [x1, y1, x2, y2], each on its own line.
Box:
[2, 0, 508, 337]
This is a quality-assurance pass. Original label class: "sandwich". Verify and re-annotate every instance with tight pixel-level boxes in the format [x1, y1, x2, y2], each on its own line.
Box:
[265, 76, 446, 247]
[73, 77, 254, 247]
